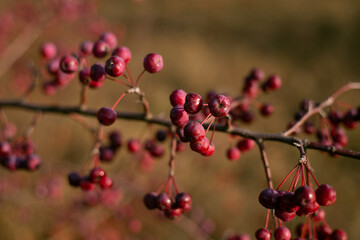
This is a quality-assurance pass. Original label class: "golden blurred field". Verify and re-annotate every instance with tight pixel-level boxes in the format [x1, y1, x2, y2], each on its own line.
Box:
[0, 0, 359, 239]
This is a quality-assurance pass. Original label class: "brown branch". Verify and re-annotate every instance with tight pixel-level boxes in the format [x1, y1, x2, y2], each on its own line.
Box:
[256, 140, 273, 189]
[0, 99, 359, 160]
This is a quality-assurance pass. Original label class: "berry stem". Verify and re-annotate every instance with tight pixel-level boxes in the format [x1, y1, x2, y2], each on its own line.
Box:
[205, 117, 215, 135]
[106, 76, 133, 87]
[257, 140, 273, 189]
[292, 166, 301, 191]
[135, 69, 146, 86]
[125, 65, 134, 85]
[79, 84, 88, 110]
[265, 209, 270, 229]
[171, 176, 180, 194]
[304, 163, 320, 187]
[276, 164, 299, 191]
[288, 166, 300, 192]
[200, 113, 212, 125]
[301, 163, 306, 186]
[24, 111, 42, 138]
[112, 92, 127, 110]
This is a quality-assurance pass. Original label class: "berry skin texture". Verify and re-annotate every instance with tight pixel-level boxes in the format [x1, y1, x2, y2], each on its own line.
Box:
[208, 94, 231, 117]
[41, 42, 57, 60]
[184, 93, 204, 114]
[258, 188, 279, 209]
[60, 55, 78, 73]
[294, 186, 316, 208]
[112, 46, 132, 63]
[201, 143, 215, 156]
[97, 107, 117, 126]
[255, 228, 271, 240]
[105, 56, 126, 77]
[227, 147, 241, 161]
[170, 89, 187, 107]
[184, 121, 205, 142]
[315, 184, 336, 206]
[143, 53, 164, 73]
[274, 226, 291, 240]
[275, 208, 296, 222]
[93, 40, 109, 58]
[190, 137, 210, 153]
[170, 106, 189, 127]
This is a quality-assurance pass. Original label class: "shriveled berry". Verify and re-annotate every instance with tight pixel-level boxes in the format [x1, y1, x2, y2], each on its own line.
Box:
[92, 40, 109, 58]
[143, 53, 163, 73]
[184, 93, 203, 114]
[97, 107, 117, 126]
[184, 121, 205, 142]
[170, 89, 187, 107]
[170, 106, 189, 127]
[316, 184, 336, 206]
[112, 46, 131, 63]
[41, 42, 57, 60]
[105, 56, 125, 77]
[99, 32, 118, 49]
[258, 188, 279, 209]
[60, 55, 78, 73]
[143, 192, 158, 210]
[227, 147, 241, 161]
[208, 94, 231, 117]
[156, 193, 172, 210]
[274, 226, 291, 240]
[255, 228, 271, 240]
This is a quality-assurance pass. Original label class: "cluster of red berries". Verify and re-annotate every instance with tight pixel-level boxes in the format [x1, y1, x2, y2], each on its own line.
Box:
[254, 161, 345, 240]
[68, 167, 113, 191]
[0, 121, 41, 171]
[170, 89, 231, 156]
[229, 69, 281, 124]
[143, 177, 192, 219]
[99, 130, 123, 162]
[287, 100, 360, 152]
[293, 208, 348, 240]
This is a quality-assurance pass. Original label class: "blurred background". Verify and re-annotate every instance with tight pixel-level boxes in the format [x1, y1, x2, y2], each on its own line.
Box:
[0, 0, 359, 239]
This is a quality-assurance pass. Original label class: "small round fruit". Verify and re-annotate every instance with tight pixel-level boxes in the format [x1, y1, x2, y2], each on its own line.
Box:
[315, 184, 336, 206]
[143, 53, 163, 73]
[170, 89, 187, 107]
[208, 94, 231, 117]
[184, 93, 203, 114]
[170, 106, 189, 127]
[97, 107, 117, 126]
[156, 193, 172, 210]
[92, 40, 109, 58]
[255, 228, 271, 240]
[105, 56, 125, 77]
[227, 147, 241, 161]
[274, 226, 291, 240]
[184, 121, 205, 142]
[41, 42, 57, 60]
[99, 32, 118, 49]
[60, 55, 78, 73]
[258, 188, 279, 209]
[112, 46, 132, 63]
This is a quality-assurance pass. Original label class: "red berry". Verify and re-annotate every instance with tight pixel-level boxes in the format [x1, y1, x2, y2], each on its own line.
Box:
[294, 186, 316, 208]
[330, 229, 347, 240]
[97, 107, 117, 126]
[105, 56, 125, 77]
[170, 106, 189, 127]
[258, 188, 279, 209]
[60, 55, 78, 73]
[25, 154, 41, 171]
[170, 89, 187, 107]
[99, 176, 113, 189]
[175, 192, 192, 212]
[92, 40, 109, 58]
[274, 226, 291, 240]
[47, 58, 60, 75]
[128, 138, 141, 153]
[316, 224, 332, 239]
[89, 167, 106, 183]
[249, 68, 265, 81]
[255, 228, 271, 240]
[80, 177, 96, 191]
[99, 146, 114, 162]
[316, 184, 336, 206]
[109, 131, 123, 149]
[0, 141, 11, 158]
[313, 208, 326, 222]
[143, 53, 164, 73]
[112, 46, 131, 63]
[278, 191, 299, 213]
[201, 143, 215, 156]
[263, 75, 282, 91]
[227, 147, 241, 161]
[184, 121, 205, 142]
[99, 32, 118, 49]
[275, 208, 296, 222]
[237, 138, 255, 152]
[260, 103, 274, 116]
[190, 137, 210, 153]
[156, 193, 172, 210]
[80, 40, 94, 56]
[184, 93, 204, 114]
[208, 94, 231, 117]
[41, 42, 57, 60]
[79, 67, 91, 85]
[164, 208, 182, 219]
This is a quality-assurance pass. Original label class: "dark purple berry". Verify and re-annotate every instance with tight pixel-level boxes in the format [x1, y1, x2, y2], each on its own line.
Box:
[79, 67, 91, 85]
[109, 131, 122, 149]
[97, 107, 117, 126]
[90, 63, 106, 82]
[143, 53, 164, 73]
[99, 146, 114, 162]
[144, 192, 158, 210]
[68, 172, 81, 187]
[258, 188, 279, 209]
[330, 229, 347, 240]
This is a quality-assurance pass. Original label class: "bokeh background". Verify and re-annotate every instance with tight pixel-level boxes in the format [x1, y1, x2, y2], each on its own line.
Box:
[0, 0, 359, 239]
